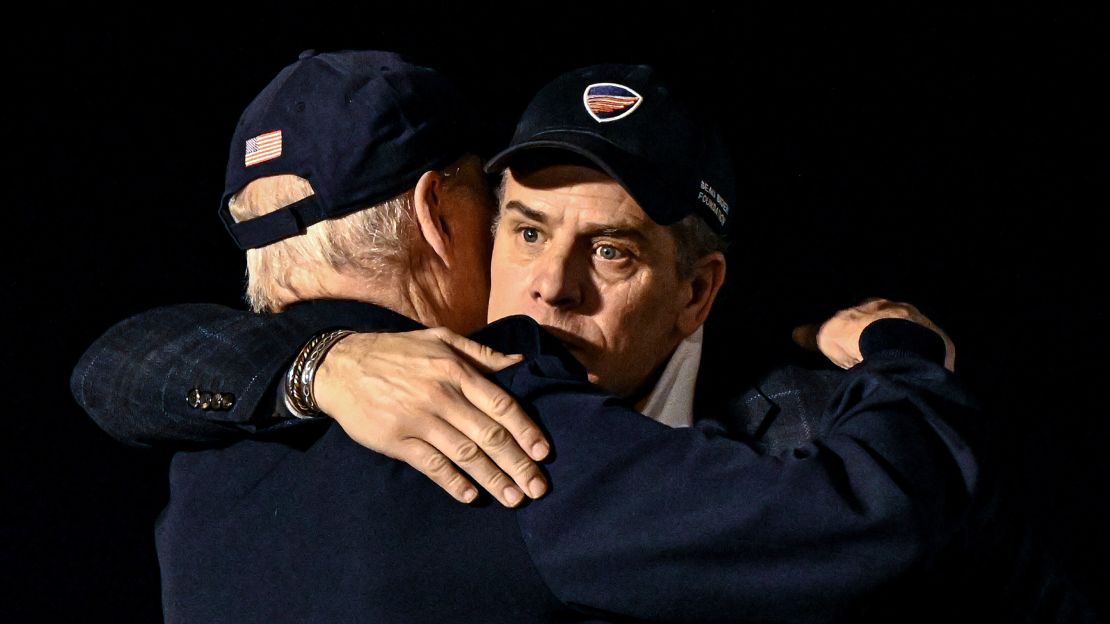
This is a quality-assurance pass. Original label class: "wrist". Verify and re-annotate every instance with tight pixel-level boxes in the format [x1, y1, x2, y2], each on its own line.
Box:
[314, 332, 362, 417]
[285, 329, 355, 418]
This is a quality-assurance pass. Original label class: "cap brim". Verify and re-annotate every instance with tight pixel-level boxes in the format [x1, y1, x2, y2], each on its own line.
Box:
[485, 131, 690, 226]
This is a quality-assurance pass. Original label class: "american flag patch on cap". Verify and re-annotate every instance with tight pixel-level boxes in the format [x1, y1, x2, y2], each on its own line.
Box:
[244, 130, 283, 166]
[583, 83, 643, 123]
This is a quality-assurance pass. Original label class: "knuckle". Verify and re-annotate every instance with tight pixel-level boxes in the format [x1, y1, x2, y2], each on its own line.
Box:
[453, 441, 484, 464]
[516, 425, 539, 444]
[427, 381, 459, 404]
[432, 357, 465, 379]
[441, 470, 467, 489]
[431, 327, 464, 349]
[364, 407, 401, 434]
[483, 470, 508, 488]
[477, 345, 498, 363]
[445, 358, 468, 378]
[486, 391, 517, 418]
[423, 451, 452, 475]
[482, 344, 508, 362]
[512, 456, 538, 476]
[480, 425, 513, 450]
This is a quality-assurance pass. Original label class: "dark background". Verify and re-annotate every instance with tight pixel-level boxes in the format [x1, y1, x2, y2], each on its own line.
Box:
[6, 5, 1107, 621]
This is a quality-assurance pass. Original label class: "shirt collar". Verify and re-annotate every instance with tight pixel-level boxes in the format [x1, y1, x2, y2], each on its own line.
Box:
[640, 326, 704, 428]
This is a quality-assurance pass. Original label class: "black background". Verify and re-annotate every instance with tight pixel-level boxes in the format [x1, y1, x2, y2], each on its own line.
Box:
[6, 5, 1108, 621]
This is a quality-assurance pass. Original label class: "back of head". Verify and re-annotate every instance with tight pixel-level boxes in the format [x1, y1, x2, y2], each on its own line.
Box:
[228, 174, 417, 311]
[217, 49, 472, 310]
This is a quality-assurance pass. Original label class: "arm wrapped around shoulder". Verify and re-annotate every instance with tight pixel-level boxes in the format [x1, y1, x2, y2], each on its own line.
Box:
[510, 330, 982, 622]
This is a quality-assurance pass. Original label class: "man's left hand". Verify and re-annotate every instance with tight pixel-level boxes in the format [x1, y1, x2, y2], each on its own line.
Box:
[793, 298, 956, 372]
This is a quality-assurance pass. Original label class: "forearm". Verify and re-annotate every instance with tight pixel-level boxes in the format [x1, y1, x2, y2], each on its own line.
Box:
[69, 303, 326, 447]
[513, 321, 980, 621]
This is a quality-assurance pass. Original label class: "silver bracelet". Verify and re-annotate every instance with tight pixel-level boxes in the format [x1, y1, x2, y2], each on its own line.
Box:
[284, 329, 354, 418]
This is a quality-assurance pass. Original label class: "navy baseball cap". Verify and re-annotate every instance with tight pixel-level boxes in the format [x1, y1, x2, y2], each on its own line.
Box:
[485, 64, 735, 235]
[220, 49, 472, 249]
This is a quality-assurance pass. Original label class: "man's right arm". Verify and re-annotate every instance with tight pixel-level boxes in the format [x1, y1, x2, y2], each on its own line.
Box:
[69, 301, 550, 507]
[69, 303, 329, 447]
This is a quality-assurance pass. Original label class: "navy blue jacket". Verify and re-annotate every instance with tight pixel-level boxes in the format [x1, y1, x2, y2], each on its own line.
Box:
[72, 299, 988, 622]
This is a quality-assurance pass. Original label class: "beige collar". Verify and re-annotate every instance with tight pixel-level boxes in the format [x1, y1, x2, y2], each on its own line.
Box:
[640, 326, 703, 428]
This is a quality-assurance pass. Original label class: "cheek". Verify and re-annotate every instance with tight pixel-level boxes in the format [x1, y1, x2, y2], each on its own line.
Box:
[488, 252, 523, 320]
[594, 283, 648, 343]
[606, 280, 680, 345]
[487, 275, 510, 320]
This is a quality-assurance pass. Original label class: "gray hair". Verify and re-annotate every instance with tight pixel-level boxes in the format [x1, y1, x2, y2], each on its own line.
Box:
[668, 213, 728, 279]
[228, 175, 414, 312]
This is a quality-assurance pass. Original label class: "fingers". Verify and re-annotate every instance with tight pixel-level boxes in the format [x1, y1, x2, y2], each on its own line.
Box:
[419, 418, 531, 508]
[400, 440, 479, 505]
[852, 299, 956, 371]
[319, 326, 550, 507]
[803, 298, 957, 372]
[429, 325, 551, 464]
[458, 372, 549, 461]
[428, 327, 524, 374]
[442, 375, 549, 500]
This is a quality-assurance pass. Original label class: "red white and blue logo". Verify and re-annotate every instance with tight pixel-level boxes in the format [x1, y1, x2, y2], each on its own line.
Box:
[583, 83, 643, 123]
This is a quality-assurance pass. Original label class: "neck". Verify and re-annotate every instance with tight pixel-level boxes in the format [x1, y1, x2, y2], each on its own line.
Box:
[402, 243, 458, 330]
[630, 364, 666, 411]
[275, 264, 448, 329]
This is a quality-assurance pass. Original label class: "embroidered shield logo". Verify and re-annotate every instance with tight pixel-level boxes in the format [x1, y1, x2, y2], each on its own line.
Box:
[583, 83, 643, 123]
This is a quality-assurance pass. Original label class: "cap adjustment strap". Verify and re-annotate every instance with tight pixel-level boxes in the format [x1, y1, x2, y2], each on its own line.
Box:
[221, 195, 329, 250]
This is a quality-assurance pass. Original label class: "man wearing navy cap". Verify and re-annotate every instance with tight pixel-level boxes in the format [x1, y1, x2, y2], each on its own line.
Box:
[71, 52, 1016, 622]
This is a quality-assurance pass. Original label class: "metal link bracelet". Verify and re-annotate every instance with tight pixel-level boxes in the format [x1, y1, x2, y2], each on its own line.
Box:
[284, 328, 355, 418]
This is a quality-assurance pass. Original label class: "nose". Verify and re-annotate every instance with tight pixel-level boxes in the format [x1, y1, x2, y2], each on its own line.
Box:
[531, 245, 584, 309]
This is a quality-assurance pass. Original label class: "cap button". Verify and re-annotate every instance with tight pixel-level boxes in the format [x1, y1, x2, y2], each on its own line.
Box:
[298, 49, 317, 60]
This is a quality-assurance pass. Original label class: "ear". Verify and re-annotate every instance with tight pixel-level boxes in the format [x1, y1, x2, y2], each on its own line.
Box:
[676, 252, 727, 336]
[412, 170, 453, 267]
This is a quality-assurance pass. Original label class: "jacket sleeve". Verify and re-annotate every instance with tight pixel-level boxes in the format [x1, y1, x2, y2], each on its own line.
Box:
[69, 303, 334, 448]
[511, 319, 982, 623]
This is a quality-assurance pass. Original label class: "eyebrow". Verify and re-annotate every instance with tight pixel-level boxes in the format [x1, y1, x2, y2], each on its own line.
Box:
[585, 226, 649, 244]
[503, 200, 650, 243]
[503, 200, 547, 224]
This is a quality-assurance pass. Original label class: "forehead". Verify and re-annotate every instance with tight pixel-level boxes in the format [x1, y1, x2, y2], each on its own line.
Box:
[500, 164, 655, 229]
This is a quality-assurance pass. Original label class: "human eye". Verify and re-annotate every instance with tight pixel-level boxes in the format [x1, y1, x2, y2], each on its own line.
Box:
[518, 226, 541, 244]
[593, 243, 627, 261]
